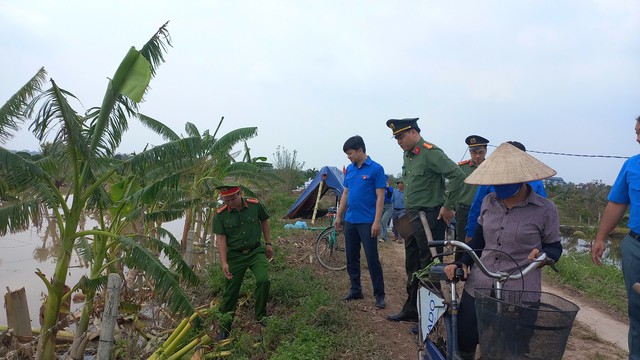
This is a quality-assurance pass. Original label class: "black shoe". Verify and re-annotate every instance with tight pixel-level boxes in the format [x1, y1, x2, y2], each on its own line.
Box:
[410, 325, 419, 335]
[217, 330, 229, 341]
[375, 296, 386, 309]
[387, 310, 418, 322]
[341, 292, 364, 301]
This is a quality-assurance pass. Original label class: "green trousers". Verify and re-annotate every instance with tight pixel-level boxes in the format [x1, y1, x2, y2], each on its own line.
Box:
[220, 246, 270, 331]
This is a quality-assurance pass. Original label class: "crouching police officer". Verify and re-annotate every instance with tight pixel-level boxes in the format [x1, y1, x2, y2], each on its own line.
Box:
[213, 185, 273, 339]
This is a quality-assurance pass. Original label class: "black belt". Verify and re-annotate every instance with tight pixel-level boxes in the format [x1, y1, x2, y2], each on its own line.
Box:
[457, 204, 471, 210]
[629, 231, 640, 241]
[236, 242, 261, 254]
[419, 206, 440, 213]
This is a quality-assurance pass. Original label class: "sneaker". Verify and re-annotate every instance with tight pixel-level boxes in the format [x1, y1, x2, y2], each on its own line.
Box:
[378, 238, 385, 243]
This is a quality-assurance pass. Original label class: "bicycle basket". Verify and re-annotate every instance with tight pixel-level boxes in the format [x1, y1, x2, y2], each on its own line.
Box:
[474, 288, 579, 360]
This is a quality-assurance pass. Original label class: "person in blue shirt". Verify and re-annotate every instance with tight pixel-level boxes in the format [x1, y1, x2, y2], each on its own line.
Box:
[592, 116, 640, 359]
[391, 180, 406, 242]
[380, 176, 394, 242]
[465, 141, 547, 241]
[334, 135, 386, 309]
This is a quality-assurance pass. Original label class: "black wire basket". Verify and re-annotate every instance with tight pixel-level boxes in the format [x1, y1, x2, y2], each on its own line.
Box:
[474, 288, 580, 360]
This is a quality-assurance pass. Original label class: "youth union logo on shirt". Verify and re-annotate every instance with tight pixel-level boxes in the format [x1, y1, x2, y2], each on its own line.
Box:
[361, 175, 369, 180]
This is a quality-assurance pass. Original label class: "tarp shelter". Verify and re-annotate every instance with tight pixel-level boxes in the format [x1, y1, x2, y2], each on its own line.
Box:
[285, 166, 344, 219]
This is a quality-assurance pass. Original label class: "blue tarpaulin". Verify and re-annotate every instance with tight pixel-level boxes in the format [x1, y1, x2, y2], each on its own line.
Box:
[284, 166, 344, 219]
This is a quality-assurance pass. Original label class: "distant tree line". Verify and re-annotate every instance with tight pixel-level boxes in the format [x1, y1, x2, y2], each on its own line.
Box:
[546, 180, 626, 227]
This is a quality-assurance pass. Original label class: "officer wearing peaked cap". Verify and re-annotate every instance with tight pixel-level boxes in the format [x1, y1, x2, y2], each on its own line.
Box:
[384, 117, 467, 323]
[456, 135, 489, 246]
[212, 185, 273, 339]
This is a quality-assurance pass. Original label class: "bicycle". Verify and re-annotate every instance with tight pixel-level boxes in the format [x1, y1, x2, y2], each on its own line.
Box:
[315, 207, 347, 271]
[416, 239, 579, 360]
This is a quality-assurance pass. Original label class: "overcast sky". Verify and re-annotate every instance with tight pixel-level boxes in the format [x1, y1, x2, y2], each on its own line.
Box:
[1, 1, 638, 185]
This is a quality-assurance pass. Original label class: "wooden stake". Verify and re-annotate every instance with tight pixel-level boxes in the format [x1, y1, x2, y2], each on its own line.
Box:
[96, 274, 122, 360]
[4, 287, 32, 338]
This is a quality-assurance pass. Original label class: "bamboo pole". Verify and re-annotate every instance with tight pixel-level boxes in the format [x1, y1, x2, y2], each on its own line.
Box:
[311, 181, 324, 226]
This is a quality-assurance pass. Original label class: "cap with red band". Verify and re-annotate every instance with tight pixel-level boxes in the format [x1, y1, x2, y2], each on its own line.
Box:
[219, 186, 241, 197]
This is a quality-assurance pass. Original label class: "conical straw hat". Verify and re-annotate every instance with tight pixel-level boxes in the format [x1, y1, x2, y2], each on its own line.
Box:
[464, 142, 556, 185]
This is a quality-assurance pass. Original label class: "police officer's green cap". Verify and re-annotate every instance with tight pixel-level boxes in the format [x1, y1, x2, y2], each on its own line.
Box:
[465, 135, 489, 148]
[386, 118, 420, 135]
[396, 179, 404, 184]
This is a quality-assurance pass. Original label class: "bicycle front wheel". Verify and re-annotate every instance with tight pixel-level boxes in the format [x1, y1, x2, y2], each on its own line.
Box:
[315, 226, 347, 271]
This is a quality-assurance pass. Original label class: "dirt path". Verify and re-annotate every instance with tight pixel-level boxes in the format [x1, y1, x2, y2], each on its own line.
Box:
[351, 240, 630, 359]
[295, 229, 631, 359]
[541, 283, 629, 352]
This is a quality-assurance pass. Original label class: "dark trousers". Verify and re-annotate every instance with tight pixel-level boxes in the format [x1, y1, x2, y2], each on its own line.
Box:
[458, 289, 540, 357]
[455, 204, 470, 261]
[344, 221, 385, 297]
[398, 208, 445, 314]
[455, 204, 470, 242]
[457, 290, 479, 353]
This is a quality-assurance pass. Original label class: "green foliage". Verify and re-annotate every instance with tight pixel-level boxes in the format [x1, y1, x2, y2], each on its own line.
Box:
[547, 181, 613, 226]
[0, 67, 47, 143]
[269, 327, 335, 360]
[544, 252, 626, 315]
[272, 145, 305, 191]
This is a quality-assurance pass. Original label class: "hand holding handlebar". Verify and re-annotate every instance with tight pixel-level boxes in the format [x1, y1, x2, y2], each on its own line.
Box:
[431, 240, 551, 282]
[444, 262, 468, 281]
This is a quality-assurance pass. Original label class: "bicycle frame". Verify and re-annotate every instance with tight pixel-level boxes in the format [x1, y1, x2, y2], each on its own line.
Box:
[315, 207, 347, 271]
[418, 240, 547, 360]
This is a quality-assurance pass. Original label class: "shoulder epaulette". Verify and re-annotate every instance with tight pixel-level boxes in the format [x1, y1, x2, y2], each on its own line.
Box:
[246, 198, 260, 204]
[458, 159, 471, 165]
[422, 142, 434, 150]
[216, 204, 228, 214]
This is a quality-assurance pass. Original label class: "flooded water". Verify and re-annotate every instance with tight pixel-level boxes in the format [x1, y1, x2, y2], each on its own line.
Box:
[0, 216, 207, 329]
[562, 233, 623, 268]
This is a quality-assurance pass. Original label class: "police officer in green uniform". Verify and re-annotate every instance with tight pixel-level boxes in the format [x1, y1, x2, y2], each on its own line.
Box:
[456, 135, 489, 244]
[213, 185, 273, 339]
[385, 118, 467, 322]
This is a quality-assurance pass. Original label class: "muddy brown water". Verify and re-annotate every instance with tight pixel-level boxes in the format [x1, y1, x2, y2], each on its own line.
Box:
[0, 217, 188, 329]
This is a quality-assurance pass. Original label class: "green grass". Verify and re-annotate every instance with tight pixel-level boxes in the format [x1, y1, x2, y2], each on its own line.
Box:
[197, 192, 390, 359]
[204, 238, 381, 359]
[544, 252, 627, 315]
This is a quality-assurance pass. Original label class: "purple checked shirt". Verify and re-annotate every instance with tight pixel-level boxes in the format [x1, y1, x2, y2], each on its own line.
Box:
[464, 187, 561, 297]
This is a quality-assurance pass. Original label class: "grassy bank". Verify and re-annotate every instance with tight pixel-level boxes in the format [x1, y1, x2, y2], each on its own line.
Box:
[200, 193, 387, 359]
[544, 251, 627, 316]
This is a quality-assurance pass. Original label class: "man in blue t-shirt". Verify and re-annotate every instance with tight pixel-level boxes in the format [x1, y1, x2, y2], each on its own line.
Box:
[335, 135, 386, 309]
[592, 116, 640, 359]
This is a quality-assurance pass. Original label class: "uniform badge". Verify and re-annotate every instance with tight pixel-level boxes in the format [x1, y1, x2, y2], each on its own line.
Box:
[422, 142, 433, 150]
[362, 175, 369, 180]
[413, 147, 420, 155]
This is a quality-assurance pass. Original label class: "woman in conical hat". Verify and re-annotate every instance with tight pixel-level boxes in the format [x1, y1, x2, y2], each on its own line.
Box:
[444, 142, 563, 360]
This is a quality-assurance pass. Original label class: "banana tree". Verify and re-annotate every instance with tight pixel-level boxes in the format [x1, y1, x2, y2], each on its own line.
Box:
[0, 22, 173, 360]
[68, 167, 200, 358]
[138, 115, 276, 247]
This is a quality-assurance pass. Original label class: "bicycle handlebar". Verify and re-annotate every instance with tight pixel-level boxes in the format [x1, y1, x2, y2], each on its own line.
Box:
[429, 240, 549, 282]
